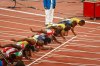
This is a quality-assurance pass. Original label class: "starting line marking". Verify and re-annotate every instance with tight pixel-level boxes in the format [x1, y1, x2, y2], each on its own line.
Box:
[26, 36, 76, 66]
[0, 8, 100, 66]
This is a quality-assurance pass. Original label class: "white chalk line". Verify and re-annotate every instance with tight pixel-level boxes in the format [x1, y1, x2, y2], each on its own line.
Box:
[0, 19, 43, 28]
[65, 43, 100, 48]
[40, 60, 100, 66]
[0, 7, 100, 65]
[0, 13, 100, 31]
[0, 13, 44, 23]
[26, 36, 77, 66]
[0, 7, 100, 25]
[0, 11, 99, 37]
[33, 50, 100, 61]
[56, 48, 100, 54]
[0, 19, 100, 38]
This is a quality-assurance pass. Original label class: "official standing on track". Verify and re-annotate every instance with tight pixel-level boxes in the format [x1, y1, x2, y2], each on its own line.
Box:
[43, 0, 56, 26]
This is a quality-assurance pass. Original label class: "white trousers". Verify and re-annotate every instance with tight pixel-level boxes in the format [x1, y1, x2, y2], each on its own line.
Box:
[45, 8, 54, 25]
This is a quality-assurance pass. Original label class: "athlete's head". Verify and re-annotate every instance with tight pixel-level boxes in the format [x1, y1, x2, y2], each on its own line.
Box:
[64, 26, 71, 31]
[9, 54, 17, 63]
[78, 20, 85, 26]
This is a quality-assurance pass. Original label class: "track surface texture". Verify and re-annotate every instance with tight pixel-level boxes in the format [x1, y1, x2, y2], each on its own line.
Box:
[0, 0, 100, 66]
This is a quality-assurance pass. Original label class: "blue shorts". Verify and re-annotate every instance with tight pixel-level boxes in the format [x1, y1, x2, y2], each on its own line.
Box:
[58, 20, 71, 26]
[37, 35, 45, 41]
[0, 60, 3, 66]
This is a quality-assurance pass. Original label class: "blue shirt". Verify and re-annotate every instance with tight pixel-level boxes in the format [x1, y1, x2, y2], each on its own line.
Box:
[43, 0, 56, 9]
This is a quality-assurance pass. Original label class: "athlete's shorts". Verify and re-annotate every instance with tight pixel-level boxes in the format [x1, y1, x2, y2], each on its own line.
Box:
[58, 20, 71, 31]
[37, 40, 44, 46]
[37, 35, 45, 41]
[54, 29, 62, 36]
[0, 60, 3, 66]
[14, 51, 22, 57]
[58, 20, 71, 26]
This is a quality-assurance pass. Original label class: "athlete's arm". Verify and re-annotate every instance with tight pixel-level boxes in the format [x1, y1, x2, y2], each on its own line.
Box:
[71, 27, 76, 36]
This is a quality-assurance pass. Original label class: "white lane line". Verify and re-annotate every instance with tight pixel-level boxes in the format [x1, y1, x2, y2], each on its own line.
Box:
[1, 30, 100, 42]
[0, 32, 27, 37]
[0, 13, 99, 37]
[0, 8, 46, 17]
[0, 20, 43, 28]
[1, 31, 99, 42]
[0, 26, 29, 32]
[23, 58, 100, 66]
[77, 31, 100, 36]
[65, 43, 100, 48]
[1, 19, 100, 34]
[88, 26, 100, 33]
[0, 13, 44, 23]
[0, 6, 99, 66]
[0, 32, 100, 44]
[0, 19, 99, 35]
[0, 10, 100, 36]
[0, 7, 99, 62]
[0, 19, 100, 40]
[74, 38, 100, 42]
[0, 13, 100, 31]
[45, 54, 100, 61]
[35, 52, 100, 61]
[0, 35, 70, 42]
[78, 35, 100, 38]
[85, 21, 100, 25]
[26, 36, 76, 66]
[41, 60, 100, 66]
[1, 20, 99, 42]
[0, 8, 100, 24]
[72, 40, 100, 42]
[0, 13, 100, 34]
[76, 26, 100, 30]
[0, 8, 63, 19]
[0, 39, 13, 42]
[49, 43, 100, 48]
[1, 30, 100, 38]
[0, 31, 31, 33]
[56, 48, 100, 54]
[36, 47, 100, 56]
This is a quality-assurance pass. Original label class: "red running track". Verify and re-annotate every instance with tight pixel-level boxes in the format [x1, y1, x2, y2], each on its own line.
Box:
[0, 1, 100, 66]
